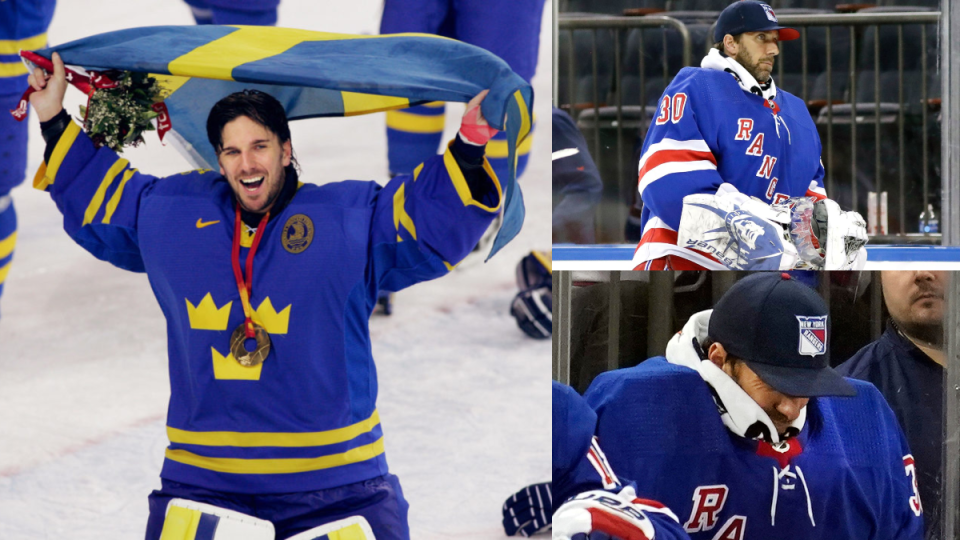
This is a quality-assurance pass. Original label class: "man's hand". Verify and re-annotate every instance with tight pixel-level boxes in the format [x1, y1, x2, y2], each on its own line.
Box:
[459, 89, 498, 145]
[503, 482, 552, 537]
[27, 51, 67, 123]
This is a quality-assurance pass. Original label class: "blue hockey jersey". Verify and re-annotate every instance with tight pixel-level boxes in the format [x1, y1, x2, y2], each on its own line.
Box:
[36, 120, 501, 494]
[633, 66, 826, 268]
[0, 0, 55, 95]
[553, 381, 693, 540]
[584, 359, 924, 540]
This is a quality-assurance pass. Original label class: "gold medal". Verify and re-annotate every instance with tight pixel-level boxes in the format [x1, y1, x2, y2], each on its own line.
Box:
[230, 321, 271, 367]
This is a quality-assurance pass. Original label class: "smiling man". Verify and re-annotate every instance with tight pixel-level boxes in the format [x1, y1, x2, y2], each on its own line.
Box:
[583, 273, 924, 539]
[631, 1, 867, 271]
[28, 53, 502, 540]
[839, 271, 949, 540]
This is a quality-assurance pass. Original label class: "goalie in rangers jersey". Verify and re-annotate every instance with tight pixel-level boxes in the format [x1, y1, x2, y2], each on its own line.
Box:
[632, 1, 867, 271]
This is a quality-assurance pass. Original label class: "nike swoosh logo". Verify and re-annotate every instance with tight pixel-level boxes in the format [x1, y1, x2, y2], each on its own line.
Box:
[196, 218, 220, 229]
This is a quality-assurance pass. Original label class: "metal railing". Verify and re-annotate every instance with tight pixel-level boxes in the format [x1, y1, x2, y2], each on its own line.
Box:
[556, 11, 942, 243]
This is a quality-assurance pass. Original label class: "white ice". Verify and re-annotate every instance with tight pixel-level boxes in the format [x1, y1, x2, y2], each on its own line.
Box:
[0, 1, 552, 538]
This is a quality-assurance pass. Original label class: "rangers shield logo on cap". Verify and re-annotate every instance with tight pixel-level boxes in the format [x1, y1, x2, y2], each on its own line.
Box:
[762, 4, 779, 22]
[796, 315, 827, 356]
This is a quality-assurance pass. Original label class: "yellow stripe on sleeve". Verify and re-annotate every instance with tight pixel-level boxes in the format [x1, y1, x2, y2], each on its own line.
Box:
[0, 232, 17, 260]
[386, 110, 446, 134]
[34, 121, 81, 191]
[0, 33, 48, 55]
[165, 436, 386, 475]
[167, 410, 381, 447]
[392, 184, 416, 240]
[0, 62, 28, 77]
[83, 158, 129, 226]
[442, 148, 502, 213]
[158, 505, 201, 540]
[102, 169, 137, 224]
[341, 92, 409, 116]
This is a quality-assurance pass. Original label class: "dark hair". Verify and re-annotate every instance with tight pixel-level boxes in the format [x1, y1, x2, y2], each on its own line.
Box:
[206, 89, 299, 172]
[713, 33, 742, 53]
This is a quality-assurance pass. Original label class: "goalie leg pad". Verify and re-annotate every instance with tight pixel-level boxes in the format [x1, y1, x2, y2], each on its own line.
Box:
[285, 516, 376, 540]
[159, 498, 275, 540]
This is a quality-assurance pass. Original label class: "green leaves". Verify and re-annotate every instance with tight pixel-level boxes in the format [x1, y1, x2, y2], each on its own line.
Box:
[81, 71, 166, 153]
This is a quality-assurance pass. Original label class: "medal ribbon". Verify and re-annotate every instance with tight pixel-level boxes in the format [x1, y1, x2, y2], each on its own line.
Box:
[232, 204, 270, 339]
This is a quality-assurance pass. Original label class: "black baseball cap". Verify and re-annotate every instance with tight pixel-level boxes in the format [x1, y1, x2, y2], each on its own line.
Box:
[714, 1, 800, 43]
[708, 272, 855, 398]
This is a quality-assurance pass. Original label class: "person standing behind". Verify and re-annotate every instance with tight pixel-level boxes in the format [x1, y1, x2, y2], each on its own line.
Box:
[0, 0, 56, 318]
[838, 271, 947, 540]
[553, 106, 602, 244]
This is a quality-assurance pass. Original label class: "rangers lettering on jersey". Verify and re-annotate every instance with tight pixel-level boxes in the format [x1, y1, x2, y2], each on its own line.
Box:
[712, 516, 747, 540]
[746, 134, 764, 156]
[684, 485, 729, 532]
[735, 119, 753, 141]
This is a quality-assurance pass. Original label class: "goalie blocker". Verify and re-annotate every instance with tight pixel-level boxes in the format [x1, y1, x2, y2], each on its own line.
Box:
[677, 183, 867, 271]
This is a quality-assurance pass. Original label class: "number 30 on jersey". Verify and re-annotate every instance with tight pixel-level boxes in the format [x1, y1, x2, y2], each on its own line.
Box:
[656, 93, 688, 125]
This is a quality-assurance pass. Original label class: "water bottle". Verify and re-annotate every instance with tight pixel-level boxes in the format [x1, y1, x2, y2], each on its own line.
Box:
[919, 204, 939, 234]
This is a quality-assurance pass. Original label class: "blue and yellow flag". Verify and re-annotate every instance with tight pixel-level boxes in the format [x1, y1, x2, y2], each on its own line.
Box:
[31, 25, 532, 259]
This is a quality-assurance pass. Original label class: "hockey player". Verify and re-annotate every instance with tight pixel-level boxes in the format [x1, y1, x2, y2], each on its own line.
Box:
[839, 271, 948, 540]
[632, 1, 867, 271]
[0, 0, 56, 318]
[553, 106, 602, 244]
[585, 273, 924, 540]
[502, 381, 692, 540]
[380, 0, 546, 181]
[28, 52, 502, 540]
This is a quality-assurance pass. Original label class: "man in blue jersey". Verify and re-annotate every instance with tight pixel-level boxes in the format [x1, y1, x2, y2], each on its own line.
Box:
[0, 0, 56, 319]
[631, 1, 867, 272]
[28, 52, 502, 540]
[839, 271, 948, 540]
[586, 273, 924, 540]
[553, 106, 602, 244]
[503, 381, 692, 540]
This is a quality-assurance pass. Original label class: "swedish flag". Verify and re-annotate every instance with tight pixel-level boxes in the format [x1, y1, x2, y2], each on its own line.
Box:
[29, 25, 532, 258]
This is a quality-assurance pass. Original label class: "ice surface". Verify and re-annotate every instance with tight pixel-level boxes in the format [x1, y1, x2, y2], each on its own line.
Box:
[0, 1, 552, 537]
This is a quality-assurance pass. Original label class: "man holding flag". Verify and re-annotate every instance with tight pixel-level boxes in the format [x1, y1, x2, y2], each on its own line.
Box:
[27, 50, 502, 540]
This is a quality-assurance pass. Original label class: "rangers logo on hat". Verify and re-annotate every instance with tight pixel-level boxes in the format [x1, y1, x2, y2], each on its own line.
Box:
[796, 315, 827, 356]
[762, 4, 779, 23]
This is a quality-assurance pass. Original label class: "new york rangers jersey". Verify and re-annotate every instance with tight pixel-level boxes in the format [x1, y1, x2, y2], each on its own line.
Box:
[634, 67, 826, 267]
[584, 359, 924, 540]
[37, 120, 501, 494]
[553, 381, 693, 540]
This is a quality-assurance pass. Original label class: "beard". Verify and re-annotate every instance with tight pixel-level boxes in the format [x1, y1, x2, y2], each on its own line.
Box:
[735, 48, 774, 83]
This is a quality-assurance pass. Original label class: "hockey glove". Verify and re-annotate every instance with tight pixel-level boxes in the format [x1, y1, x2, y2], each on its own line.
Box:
[459, 89, 499, 145]
[516, 250, 552, 291]
[553, 486, 683, 540]
[511, 286, 552, 339]
[812, 198, 868, 270]
[503, 482, 553, 537]
[677, 183, 798, 270]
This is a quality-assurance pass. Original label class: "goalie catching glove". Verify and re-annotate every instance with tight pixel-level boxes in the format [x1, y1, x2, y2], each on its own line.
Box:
[677, 183, 867, 270]
[553, 486, 689, 540]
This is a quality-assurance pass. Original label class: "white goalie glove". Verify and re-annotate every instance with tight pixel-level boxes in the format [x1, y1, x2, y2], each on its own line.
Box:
[677, 184, 868, 271]
[553, 486, 682, 540]
[677, 183, 799, 270]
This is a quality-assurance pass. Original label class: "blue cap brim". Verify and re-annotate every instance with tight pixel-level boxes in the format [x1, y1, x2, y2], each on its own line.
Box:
[745, 361, 856, 398]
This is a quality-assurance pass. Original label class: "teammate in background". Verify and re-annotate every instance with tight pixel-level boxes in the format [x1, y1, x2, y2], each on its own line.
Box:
[380, 0, 545, 182]
[0, 0, 56, 318]
[511, 250, 552, 339]
[29, 53, 501, 540]
[182, 0, 278, 26]
[632, 1, 866, 271]
[585, 273, 924, 539]
[838, 271, 948, 540]
[502, 381, 692, 539]
[553, 106, 602, 244]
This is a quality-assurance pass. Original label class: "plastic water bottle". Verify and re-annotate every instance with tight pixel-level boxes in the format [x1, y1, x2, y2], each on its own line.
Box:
[919, 204, 939, 234]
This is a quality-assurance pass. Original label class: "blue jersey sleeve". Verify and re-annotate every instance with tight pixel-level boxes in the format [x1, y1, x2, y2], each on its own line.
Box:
[553, 382, 621, 504]
[34, 120, 161, 272]
[369, 138, 501, 292]
[637, 75, 725, 230]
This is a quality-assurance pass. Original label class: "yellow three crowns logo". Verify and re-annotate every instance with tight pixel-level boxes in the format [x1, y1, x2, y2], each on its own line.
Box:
[185, 293, 291, 333]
